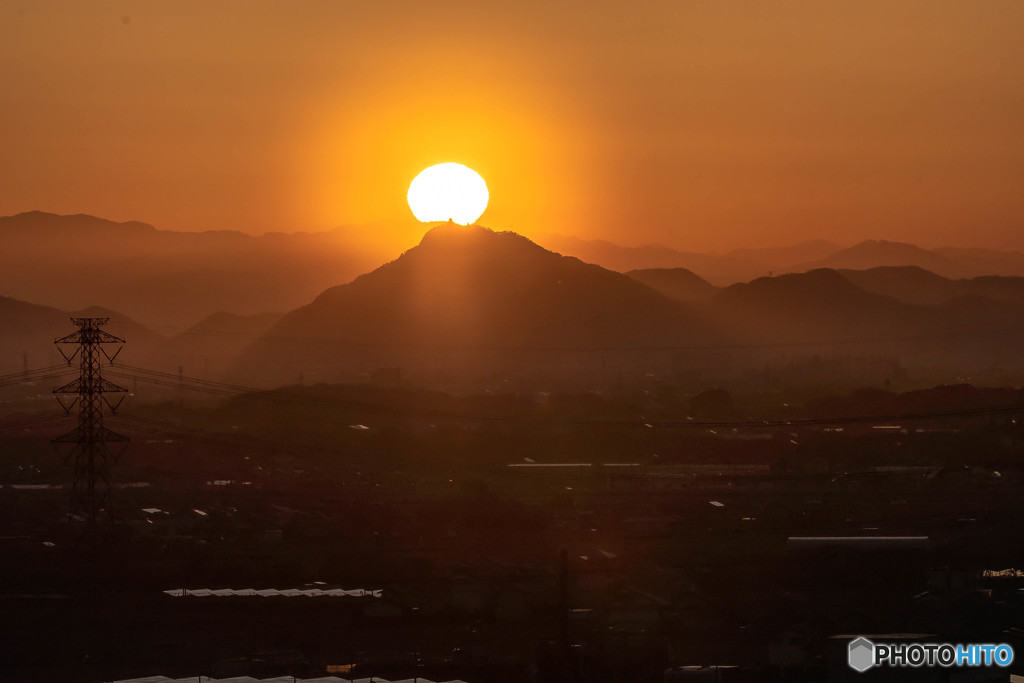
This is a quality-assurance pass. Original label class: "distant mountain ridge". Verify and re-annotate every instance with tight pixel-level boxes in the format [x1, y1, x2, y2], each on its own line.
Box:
[838, 265, 1024, 309]
[6, 227, 1024, 390]
[0, 211, 386, 328]
[0, 293, 290, 380]
[709, 269, 915, 344]
[8, 211, 1024, 391]
[234, 224, 719, 388]
[791, 240, 962, 277]
[8, 212, 1024, 330]
[234, 226, 1024, 390]
[0, 294, 169, 375]
[542, 234, 1024, 284]
[539, 234, 777, 285]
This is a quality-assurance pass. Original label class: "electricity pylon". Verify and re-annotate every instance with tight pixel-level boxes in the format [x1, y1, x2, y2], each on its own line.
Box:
[53, 318, 128, 541]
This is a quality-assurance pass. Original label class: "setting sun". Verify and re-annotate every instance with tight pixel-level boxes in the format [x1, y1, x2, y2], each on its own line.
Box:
[407, 163, 489, 225]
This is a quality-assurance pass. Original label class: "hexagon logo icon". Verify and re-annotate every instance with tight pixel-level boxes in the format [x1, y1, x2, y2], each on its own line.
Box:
[848, 637, 875, 672]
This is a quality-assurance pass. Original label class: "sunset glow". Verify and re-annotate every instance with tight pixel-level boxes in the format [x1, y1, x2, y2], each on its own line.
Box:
[407, 163, 489, 225]
[5, 3, 1022, 252]
[5, 4, 1024, 676]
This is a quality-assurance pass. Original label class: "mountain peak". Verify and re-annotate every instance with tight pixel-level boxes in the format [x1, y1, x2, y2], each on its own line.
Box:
[420, 221, 490, 243]
[790, 239, 962, 278]
[1, 210, 156, 232]
[398, 223, 563, 275]
[418, 222, 533, 251]
[237, 224, 714, 387]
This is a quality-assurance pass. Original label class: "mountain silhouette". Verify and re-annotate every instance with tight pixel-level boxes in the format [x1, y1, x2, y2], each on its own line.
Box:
[10, 211, 1024, 390]
[705, 268, 1024, 380]
[709, 269, 917, 344]
[0, 211, 384, 328]
[539, 234, 770, 285]
[955, 275, 1024, 308]
[544, 233, 1024, 283]
[182, 311, 284, 339]
[174, 311, 284, 376]
[626, 268, 718, 302]
[0, 295, 168, 375]
[791, 240, 964, 278]
[838, 266, 953, 306]
[234, 224, 717, 388]
[230, 233, 1024, 389]
[0, 295, 71, 373]
[839, 266, 1024, 309]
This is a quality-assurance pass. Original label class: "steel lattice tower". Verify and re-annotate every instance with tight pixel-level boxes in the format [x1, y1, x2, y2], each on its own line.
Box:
[53, 317, 128, 539]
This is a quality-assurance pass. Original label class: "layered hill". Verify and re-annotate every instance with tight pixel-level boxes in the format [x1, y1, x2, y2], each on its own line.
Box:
[0, 295, 170, 376]
[626, 268, 718, 302]
[933, 247, 1024, 278]
[230, 227, 1024, 390]
[792, 240, 964, 278]
[546, 234, 1024, 284]
[10, 211, 1024, 391]
[234, 224, 719, 388]
[174, 311, 284, 374]
[539, 234, 774, 285]
[705, 268, 1024, 385]
[839, 266, 1024, 309]
[837, 266, 953, 306]
[0, 212, 385, 328]
[709, 269, 916, 344]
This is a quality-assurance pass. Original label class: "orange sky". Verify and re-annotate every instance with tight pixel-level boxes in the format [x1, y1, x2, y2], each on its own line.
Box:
[2, 1, 1023, 253]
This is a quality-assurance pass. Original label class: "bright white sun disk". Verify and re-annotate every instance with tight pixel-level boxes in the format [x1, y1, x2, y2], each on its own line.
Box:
[407, 162, 488, 225]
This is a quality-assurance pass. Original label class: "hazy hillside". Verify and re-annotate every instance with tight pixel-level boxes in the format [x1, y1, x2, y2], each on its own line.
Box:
[709, 269, 917, 344]
[0, 296, 71, 373]
[626, 268, 718, 302]
[840, 266, 1024, 309]
[174, 311, 284, 377]
[838, 266, 953, 306]
[791, 240, 964, 278]
[227, 228, 1024, 390]
[10, 211, 1024, 391]
[0, 296, 171, 376]
[182, 311, 284, 339]
[9, 211, 1023, 336]
[539, 234, 770, 285]
[235, 224, 719, 388]
[543, 233, 1024, 283]
[704, 268, 1024, 385]
[0, 212, 385, 328]
[957, 276, 1024, 308]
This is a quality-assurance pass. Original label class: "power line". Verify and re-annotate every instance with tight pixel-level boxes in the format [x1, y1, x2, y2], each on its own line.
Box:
[0, 365, 76, 388]
[0, 364, 70, 380]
